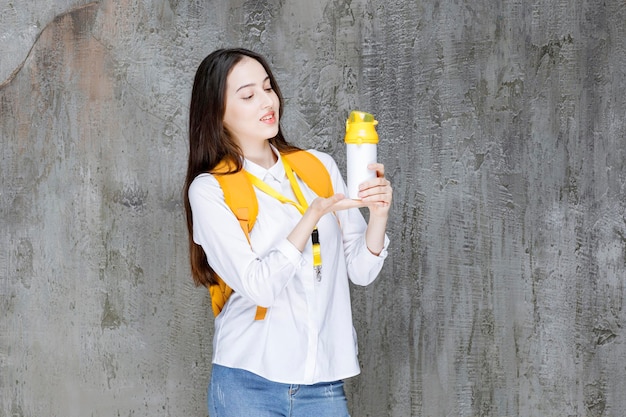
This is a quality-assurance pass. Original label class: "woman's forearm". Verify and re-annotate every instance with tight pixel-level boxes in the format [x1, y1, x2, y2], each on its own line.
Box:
[287, 209, 320, 251]
[365, 213, 388, 256]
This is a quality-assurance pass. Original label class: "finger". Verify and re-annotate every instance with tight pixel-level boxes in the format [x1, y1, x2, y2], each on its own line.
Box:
[332, 198, 365, 211]
[319, 194, 364, 213]
[367, 163, 385, 177]
[320, 195, 364, 213]
[358, 181, 392, 203]
[359, 177, 391, 193]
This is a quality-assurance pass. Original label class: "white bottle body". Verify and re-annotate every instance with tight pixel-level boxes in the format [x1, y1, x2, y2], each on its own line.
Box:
[346, 143, 377, 199]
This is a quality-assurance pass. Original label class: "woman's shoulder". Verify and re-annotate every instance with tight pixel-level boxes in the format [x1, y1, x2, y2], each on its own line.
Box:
[188, 172, 222, 200]
[302, 149, 338, 169]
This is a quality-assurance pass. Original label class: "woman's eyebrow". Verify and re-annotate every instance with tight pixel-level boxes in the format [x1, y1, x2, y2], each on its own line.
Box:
[235, 76, 270, 92]
[235, 83, 254, 92]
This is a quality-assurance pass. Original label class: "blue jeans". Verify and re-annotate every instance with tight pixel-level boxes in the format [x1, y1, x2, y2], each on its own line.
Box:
[208, 364, 351, 417]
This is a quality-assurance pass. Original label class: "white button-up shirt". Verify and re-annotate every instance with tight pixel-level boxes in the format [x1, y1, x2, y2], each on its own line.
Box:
[188, 149, 388, 384]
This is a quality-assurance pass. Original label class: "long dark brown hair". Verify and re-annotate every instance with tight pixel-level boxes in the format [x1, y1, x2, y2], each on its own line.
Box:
[184, 48, 299, 287]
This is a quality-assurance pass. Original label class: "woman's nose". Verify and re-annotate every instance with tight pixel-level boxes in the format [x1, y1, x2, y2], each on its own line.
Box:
[261, 90, 274, 107]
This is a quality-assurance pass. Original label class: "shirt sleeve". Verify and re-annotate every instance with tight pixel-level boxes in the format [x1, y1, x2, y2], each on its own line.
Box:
[307, 150, 389, 286]
[188, 174, 305, 307]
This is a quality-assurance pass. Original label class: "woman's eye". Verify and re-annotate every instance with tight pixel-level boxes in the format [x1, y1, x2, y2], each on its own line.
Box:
[264, 87, 273, 92]
[243, 94, 253, 100]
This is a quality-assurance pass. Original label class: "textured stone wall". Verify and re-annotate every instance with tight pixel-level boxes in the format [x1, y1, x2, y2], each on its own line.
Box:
[1, 1, 625, 416]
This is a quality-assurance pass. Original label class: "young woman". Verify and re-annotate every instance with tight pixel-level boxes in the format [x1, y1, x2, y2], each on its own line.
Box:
[183, 48, 392, 417]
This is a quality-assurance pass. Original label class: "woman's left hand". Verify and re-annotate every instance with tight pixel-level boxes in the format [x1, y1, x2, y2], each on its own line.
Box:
[357, 163, 393, 218]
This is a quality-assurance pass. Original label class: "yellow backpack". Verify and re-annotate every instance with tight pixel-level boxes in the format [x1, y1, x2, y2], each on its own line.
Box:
[211, 150, 334, 320]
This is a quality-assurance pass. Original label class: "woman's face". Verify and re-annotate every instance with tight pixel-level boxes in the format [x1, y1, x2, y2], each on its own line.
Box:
[222, 57, 280, 149]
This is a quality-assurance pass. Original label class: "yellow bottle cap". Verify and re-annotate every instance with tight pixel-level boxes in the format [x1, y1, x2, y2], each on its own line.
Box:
[344, 110, 379, 144]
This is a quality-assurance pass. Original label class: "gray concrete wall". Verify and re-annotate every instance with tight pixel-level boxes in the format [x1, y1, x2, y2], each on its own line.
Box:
[1, 1, 625, 416]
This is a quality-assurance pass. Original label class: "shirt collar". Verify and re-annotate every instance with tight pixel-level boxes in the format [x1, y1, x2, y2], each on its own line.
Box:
[243, 145, 285, 183]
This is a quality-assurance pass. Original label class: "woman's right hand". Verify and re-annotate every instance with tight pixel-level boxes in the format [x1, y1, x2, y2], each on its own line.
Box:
[287, 194, 362, 252]
[308, 193, 364, 218]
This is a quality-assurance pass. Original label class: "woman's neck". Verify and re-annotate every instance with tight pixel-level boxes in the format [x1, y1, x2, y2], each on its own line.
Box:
[242, 141, 277, 169]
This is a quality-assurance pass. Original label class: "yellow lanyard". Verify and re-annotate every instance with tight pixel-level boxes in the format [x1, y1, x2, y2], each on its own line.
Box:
[245, 156, 323, 281]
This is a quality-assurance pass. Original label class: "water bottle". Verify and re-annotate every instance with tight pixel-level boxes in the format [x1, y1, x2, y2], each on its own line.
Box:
[344, 110, 379, 199]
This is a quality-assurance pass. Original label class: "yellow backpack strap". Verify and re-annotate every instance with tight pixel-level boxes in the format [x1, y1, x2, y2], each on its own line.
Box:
[213, 160, 259, 234]
[283, 151, 334, 198]
[212, 160, 267, 320]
